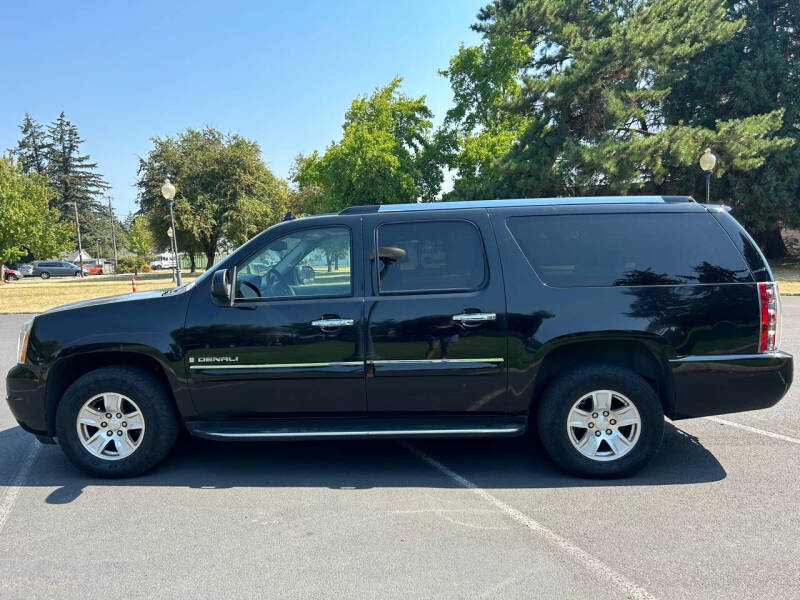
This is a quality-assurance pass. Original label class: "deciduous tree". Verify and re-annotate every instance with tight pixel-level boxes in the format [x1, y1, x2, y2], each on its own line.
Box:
[137, 127, 288, 270]
[293, 78, 441, 212]
[0, 156, 71, 267]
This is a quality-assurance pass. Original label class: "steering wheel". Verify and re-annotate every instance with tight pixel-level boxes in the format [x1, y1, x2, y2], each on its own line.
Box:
[264, 268, 294, 297]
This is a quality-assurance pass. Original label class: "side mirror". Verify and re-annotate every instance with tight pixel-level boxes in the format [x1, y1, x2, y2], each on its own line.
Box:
[210, 269, 233, 304]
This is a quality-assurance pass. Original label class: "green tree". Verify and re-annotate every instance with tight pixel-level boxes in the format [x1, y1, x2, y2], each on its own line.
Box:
[125, 215, 153, 268]
[46, 112, 111, 252]
[443, 0, 792, 211]
[0, 156, 71, 267]
[437, 35, 531, 200]
[293, 78, 441, 212]
[663, 0, 800, 257]
[13, 114, 49, 175]
[137, 127, 288, 271]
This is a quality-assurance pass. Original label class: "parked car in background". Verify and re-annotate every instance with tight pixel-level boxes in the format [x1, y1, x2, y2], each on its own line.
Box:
[31, 261, 90, 279]
[3, 266, 22, 282]
[18, 264, 34, 277]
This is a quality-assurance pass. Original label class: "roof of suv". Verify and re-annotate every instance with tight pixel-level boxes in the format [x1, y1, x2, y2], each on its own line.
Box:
[339, 195, 695, 215]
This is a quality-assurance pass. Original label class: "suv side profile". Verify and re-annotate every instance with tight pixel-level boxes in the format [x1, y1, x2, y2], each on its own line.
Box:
[6, 196, 792, 478]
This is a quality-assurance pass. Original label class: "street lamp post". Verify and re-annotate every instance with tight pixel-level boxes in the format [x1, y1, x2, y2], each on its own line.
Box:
[161, 179, 182, 286]
[166, 227, 176, 282]
[699, 148, 717, 204]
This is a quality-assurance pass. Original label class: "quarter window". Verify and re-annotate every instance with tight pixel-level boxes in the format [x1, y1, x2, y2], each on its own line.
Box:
[507, 213, 752, 287]
[376, 220, 487, 294]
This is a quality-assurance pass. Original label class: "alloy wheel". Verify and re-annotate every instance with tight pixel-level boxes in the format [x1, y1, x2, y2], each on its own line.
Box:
[75, 392, 145, 460]
[566, 389, 641, 461]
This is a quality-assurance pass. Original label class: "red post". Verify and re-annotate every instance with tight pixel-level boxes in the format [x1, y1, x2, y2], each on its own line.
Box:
[131, 275, 137, 293]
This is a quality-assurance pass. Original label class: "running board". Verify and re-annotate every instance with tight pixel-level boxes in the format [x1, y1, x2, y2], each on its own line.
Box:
[186, 416, 527, 441]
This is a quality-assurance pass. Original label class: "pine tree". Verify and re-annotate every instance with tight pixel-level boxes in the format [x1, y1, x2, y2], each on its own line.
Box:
[443, 0, 793, 218]
[46, 112, 110, 253]
[663, 0, 800, 257]
[13, 114, 49, 175]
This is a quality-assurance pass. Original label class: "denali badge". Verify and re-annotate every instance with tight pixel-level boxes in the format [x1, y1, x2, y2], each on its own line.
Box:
[191, 356, 240, 363]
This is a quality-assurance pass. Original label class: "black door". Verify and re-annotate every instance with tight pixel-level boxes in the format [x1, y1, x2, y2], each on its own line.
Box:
[363, 210, 508, 414]
[184, 219, 366, 419]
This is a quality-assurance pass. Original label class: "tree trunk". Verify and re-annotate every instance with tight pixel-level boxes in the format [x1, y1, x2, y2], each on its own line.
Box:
[755, 227, 787, 260]
[334, 255, 339, 271]
[189, 253, 196, 274]
[205, 251, 215, 271]
[327, 255, 333, 272]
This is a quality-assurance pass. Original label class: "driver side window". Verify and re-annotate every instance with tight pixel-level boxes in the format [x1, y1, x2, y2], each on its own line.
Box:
[235, 226, 352, 300]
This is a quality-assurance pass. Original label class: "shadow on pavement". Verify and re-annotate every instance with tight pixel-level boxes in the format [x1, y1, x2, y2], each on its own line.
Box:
[0, 422, 725, 504]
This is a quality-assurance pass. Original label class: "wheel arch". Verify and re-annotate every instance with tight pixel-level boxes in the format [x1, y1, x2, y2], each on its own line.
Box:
[531, 338, 676, 418]
[44, 350, 186, 436]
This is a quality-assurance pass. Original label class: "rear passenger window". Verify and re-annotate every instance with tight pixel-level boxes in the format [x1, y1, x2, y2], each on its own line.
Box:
[376, 221, 486, 293]
[507, 213, 752, 287]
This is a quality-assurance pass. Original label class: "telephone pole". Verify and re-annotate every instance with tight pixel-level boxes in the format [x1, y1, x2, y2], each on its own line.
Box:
[107, 196, 118, 277]
[71, 202, 84, 278]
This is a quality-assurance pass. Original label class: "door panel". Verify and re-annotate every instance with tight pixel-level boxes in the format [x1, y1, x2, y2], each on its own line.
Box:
[363, 211, 509, 414]
[184, 218, 366, 419]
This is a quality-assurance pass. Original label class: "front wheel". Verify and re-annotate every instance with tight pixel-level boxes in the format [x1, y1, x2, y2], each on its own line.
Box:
[537, 365, 664, 478]
[55, 366, 180, 477]
[5, 274, 18, 281]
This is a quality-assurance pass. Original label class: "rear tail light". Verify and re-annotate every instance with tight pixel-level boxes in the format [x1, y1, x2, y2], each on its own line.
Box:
[758, 282, 780, 352]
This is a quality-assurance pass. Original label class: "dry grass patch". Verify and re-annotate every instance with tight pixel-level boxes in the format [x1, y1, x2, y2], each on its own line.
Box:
[0, 272, 197, 313]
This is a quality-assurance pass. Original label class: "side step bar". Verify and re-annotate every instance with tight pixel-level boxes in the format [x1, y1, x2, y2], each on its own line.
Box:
[186, 416, 527, 442]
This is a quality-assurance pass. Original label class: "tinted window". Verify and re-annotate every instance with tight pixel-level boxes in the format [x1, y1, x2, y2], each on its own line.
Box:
[376, 221, 486, 293]
[235, 226, 351, 299]
[507, 213, 752, 287]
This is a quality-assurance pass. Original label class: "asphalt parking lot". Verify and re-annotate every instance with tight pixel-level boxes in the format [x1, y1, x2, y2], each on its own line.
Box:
[2, 304, 800, 599]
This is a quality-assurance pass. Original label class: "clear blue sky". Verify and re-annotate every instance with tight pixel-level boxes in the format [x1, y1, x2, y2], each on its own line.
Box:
[0, 0, 485, 216]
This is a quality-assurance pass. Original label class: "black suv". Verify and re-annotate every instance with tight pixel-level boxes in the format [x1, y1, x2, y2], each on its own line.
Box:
[7, 196, 792, 478]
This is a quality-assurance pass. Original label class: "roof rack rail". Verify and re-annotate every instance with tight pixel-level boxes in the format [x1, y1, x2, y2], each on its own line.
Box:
[338, 196, 695, 215]
[339, 205, 380, 215]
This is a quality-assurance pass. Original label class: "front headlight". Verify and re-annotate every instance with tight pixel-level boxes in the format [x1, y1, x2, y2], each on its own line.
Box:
[17, 318, 34, 364]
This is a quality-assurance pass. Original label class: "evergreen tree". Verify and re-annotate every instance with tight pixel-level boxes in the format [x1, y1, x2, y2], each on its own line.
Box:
[46, 112, 110, 254]
[13, 114, 49, 175]
[663, 0, 800, 257]
[442, 0, 793, 226]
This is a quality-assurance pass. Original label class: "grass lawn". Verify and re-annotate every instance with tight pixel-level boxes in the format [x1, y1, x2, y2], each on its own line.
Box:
[0, 272, 198, 314]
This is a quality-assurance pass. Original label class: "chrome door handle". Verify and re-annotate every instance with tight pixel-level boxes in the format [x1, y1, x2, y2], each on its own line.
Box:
[311, 318, 355, 327]
[452, 313, 496, 322]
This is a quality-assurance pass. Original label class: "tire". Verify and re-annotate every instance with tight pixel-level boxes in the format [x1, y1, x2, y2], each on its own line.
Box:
[40, 271, 50, 279]
[537, 365, 664, 478]
[55, 366, 180, 478]
[6, 274, 18, 281]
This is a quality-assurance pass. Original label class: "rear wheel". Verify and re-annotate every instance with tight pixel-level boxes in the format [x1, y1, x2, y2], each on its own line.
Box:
[39, 271, 50, 279]
[537, 365, 664, 478]
[56, 366, 180, 477]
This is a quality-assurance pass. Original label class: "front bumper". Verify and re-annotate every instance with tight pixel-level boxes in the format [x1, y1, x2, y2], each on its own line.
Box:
[669, 352, 793, 419]
[6, 363, 48, 435]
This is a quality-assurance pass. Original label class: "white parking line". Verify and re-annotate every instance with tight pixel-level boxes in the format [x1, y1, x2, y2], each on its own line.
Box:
[0, 440, 40, 536]
[705, 416, 800, 445]
[402, 442, 657, 600]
